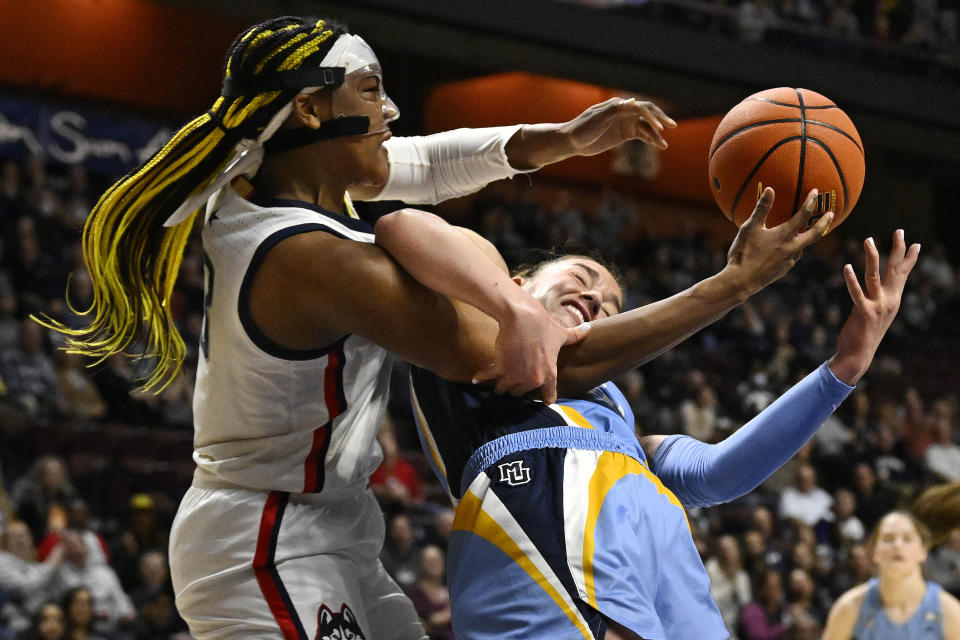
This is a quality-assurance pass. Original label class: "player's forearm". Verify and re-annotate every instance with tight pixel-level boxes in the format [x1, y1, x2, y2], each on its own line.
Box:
[503, 123, 573, 170]
[374, 209, 534, 325]
[650, 362, 854, 507]
[555, 268, 751, 395]
[363, 127, 529, 204]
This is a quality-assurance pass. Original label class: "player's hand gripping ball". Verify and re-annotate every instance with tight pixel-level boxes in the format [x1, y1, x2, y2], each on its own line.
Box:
[708, 87, 865, 232]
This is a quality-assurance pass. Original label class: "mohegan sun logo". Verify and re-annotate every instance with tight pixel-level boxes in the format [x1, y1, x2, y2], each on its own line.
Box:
[315, 603, 366, 640]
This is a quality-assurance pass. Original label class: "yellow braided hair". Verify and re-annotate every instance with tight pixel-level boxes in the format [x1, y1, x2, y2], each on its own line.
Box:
[36, 17, 345, 391]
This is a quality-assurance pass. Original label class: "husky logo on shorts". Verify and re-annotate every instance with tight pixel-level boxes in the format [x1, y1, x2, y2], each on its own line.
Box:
[315, 603, 365, 640]
[498, 460, 532, 486]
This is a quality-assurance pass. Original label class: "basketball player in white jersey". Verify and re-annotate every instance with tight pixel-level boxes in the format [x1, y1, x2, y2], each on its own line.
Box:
[45, 15, 838, 640]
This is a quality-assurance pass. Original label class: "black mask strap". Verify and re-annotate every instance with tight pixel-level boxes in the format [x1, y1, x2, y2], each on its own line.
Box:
[221, 67, 345, 97]
[263, 117, 371, 154]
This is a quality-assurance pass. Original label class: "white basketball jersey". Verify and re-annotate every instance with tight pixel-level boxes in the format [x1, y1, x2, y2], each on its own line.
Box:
[192, 184, 392, 493]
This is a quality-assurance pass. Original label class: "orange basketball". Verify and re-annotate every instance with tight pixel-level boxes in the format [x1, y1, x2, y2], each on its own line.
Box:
[708, 87, 865, 231]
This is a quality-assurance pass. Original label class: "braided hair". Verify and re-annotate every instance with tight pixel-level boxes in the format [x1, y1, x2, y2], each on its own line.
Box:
[39, 17, 345, 390]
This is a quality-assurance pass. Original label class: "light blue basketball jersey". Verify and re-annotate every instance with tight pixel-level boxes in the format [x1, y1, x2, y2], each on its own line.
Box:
[851, 578, 944, 639]
[410, 367, 729, 639]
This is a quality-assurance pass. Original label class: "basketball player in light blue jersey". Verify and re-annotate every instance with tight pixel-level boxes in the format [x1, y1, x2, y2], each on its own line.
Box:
[377, 201, 921, 639]
[823, 511, 960, 640]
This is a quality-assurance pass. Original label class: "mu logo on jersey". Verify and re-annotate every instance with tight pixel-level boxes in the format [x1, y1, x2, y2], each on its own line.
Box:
[498, 460, 532, 486]
[315, 603, 365, 640]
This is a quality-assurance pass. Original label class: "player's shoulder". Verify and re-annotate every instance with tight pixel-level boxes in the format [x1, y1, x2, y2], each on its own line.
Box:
[940, 586, 960, 621]
[841, 581, 872, 604]
[833, 582, 871, 617]
[823, 582, 870, 640]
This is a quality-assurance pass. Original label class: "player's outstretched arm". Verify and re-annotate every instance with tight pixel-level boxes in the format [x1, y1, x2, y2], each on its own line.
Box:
[554, 188, 832, 394]
[644, 231, 919, 508]
[352, 98, 676, 204]
[503, 97, 677, 168]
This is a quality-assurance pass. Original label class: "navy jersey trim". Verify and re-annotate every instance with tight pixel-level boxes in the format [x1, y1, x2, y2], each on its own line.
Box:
[249, 194, 374, 234]
[239, 223, 352, 361]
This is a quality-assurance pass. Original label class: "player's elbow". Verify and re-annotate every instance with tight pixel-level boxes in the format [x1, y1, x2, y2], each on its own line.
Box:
[373, 209, 407, 244]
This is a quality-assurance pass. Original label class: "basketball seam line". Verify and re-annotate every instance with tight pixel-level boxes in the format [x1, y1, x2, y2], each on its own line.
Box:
[748, 97, 838, 109]
[709, 119, 864, 160]
[792, 88, 807, 214]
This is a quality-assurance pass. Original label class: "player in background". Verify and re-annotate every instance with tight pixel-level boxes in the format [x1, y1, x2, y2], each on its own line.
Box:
[33, 14, 805, 640]
[823, 511, 960, 640]
[376, 201, 919, 638]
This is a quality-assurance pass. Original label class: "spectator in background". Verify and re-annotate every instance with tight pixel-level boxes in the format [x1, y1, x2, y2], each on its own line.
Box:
[901, 279, 938, 331]
[814, 409, 853, 459]
[19, 603, 66, 640]
[830, 488, 866, 549]
[59, 588, 103, 640]
[0, 320, 59, 419]
[739, 569, 790, 640]
[9, 217, 60, 314]
[779, 463, 834, 535]
[850, 462, 896, 531]
[129, 584, 189, 640]
[405, 545, 453, 640]
[680, 384, 720, 442]
[546, 189, 586, 247]
[36, 500, 107, 567]
[11, 457, 74, 542]
[370, 418, 423, 515]
[843, 390, 874, 459]
[823, 0, 861, 35]
[129, 550, 170, 606]
[0, 291, 19, 355]
[867, 419, 920, 487]
[109, 494, 168, 593]
[0, 520, 65, 633]
[915, 242, 955, 291]
[829, 543, 872, 599]
[381, 513, 421, 589]
[591, 190, 638, 259]
[422, 507, 455, 551]
[55, 354, 105, 423]
[58, 533, 134, 636]
[901, 386, 934, 463]
[479, 205, 527, 268]
[743, 528, 786, 578]
[0, 160, 23, 243]
[706, 534, 752, 638]
[924, 397, 960, 482]
[57, 166, 90, 234]
[787, 567, 826, 628]
[89, 355, 160, 426]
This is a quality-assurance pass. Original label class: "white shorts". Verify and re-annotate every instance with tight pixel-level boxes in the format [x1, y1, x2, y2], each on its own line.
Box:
[169, 481, 425, 640]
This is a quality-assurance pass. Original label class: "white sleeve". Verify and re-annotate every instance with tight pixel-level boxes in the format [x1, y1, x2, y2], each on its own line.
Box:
[371, 126, 535, 204]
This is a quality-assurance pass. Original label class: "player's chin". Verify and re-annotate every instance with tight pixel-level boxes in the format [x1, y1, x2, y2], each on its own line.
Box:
[355, 163, 389, 188]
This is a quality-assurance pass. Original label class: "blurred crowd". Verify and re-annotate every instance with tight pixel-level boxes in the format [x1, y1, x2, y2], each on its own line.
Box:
[562, 0, 960, 75]
[0, 154, 958, 639]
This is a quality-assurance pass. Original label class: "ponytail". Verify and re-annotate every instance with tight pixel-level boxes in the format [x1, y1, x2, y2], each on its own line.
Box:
[37, 17, 344, 390]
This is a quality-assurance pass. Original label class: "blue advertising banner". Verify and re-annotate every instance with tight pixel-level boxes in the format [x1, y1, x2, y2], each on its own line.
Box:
[0, 93, 176, 176]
